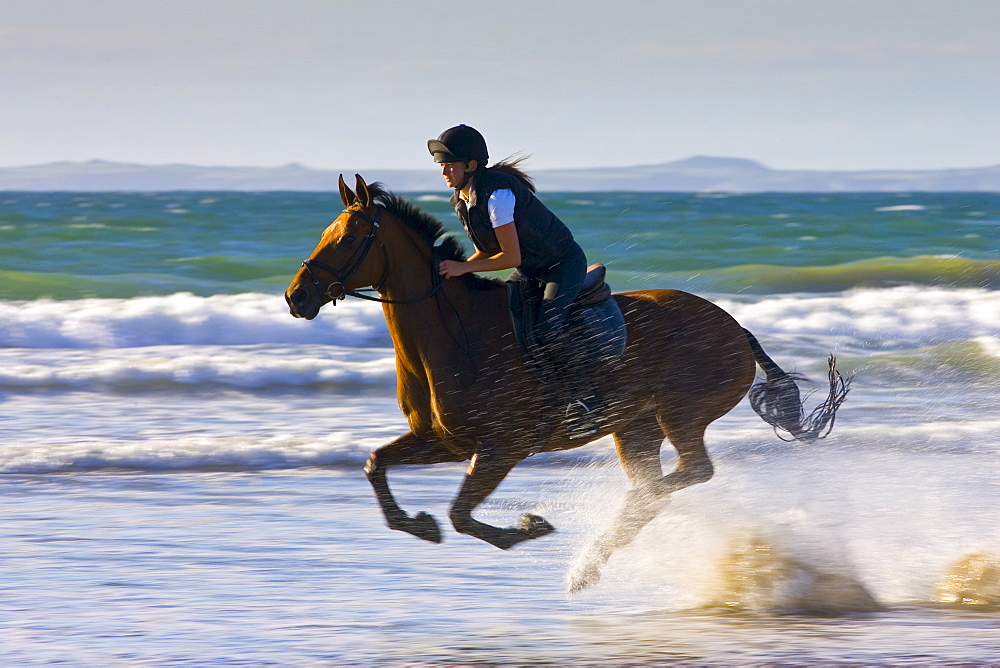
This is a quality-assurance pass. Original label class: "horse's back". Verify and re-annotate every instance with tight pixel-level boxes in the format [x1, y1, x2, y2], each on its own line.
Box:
[615, 288, 747, 339]
[613, 288, 757, 415]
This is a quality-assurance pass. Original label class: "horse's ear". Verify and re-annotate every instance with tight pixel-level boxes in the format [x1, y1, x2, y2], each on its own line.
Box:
[354, 174, 371, 208]
[339, 174, 356, 208]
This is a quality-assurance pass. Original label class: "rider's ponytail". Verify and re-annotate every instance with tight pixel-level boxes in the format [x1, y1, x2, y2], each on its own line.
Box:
[489, 155, 536, 193]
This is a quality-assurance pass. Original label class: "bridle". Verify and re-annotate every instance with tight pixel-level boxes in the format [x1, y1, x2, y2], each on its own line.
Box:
[299, 205, 442, 305]
[299, 202, 468, 363]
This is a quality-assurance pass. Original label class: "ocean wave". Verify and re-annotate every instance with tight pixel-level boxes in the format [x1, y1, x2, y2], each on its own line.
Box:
[852, 337, 1000, 381]
[875, 204, 926, 212]
[716, 286, 1000, 346]
[1, 416, 996, 475]
[414, 194, 451, 203]
[0, 292, 391, 349]
[0, 433, 379, 474]
[665, 256, 1000, 294]
[0, 344, 397, 391]
[2, 286, 1000, 352]
[1, 335, 994, 394]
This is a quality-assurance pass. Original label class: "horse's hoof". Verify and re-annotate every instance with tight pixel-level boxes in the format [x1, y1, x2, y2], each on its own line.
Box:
[567, 562, 603, 594]
[411, 511, 442, 543]
[519, 513, 556, 539]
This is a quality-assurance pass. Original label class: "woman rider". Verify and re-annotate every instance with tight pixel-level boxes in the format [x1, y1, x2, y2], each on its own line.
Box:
[428, 124, 599, 437]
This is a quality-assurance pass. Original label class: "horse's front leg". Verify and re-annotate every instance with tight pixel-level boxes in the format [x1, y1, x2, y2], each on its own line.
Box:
[448, 441, 555, 550]
[365, 432, 465, 543]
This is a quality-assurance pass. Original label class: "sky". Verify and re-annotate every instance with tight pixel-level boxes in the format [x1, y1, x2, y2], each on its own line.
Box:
[2, 0, 998, 172]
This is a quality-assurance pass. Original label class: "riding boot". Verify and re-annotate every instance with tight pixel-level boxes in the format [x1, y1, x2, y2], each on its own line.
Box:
[542, 334, 605, 439]
[563, 372, 606, 439]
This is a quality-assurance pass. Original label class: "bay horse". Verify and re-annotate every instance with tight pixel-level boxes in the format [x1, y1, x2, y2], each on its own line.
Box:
[285, 175, 849, 591]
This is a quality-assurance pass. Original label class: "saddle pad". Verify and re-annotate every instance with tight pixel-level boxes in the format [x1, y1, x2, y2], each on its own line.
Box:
[506, 275, 627, 384]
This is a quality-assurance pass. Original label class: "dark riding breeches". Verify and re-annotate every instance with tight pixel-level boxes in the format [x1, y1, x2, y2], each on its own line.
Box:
[508, 241, 587, 371]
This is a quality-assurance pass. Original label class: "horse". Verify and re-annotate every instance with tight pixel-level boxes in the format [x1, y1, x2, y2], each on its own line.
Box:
[285, 174, 849, 591]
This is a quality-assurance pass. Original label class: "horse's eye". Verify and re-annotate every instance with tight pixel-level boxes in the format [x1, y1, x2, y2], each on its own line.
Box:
[342, 235, 356, 246]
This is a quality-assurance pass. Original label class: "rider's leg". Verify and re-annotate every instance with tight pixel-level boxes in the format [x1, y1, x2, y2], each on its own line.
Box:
[535, 242, 587, 348]
[533, 244, 602, 437]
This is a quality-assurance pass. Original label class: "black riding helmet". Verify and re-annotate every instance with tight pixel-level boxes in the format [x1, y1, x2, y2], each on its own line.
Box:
[427, 124, 489, 164]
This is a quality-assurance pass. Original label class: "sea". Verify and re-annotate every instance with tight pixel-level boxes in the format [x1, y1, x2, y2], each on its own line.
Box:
[1, 189, 999, 665]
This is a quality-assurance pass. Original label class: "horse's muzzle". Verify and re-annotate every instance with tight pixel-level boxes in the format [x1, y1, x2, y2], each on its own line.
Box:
[285, 287, 321, 320]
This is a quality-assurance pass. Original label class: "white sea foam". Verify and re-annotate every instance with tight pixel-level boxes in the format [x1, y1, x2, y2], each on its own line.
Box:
[0, 292, 391, 349]
[2, 287, 998, 351]
[0, 402, 995, 475]
[0, 388, 409, 471]
[974, 335, 1000, 357]
[0, 433, 381, 474]
[716, 286, 1000, 346]
[0, 344, 397, 390]
[875, 204, 927, 212]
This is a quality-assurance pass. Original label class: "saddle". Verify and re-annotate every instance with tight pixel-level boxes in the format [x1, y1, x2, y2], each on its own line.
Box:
[576, 263, 614, 306]
[507, 263, 627, 384]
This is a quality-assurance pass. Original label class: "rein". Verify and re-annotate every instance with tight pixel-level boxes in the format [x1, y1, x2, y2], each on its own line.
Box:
[300, 205, 443, 305]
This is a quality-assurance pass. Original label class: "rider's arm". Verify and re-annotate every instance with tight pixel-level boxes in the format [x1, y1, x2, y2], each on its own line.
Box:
[439, 223, 520, 277]
[465, 222, 521, 271]
[440, 189, 521, 277]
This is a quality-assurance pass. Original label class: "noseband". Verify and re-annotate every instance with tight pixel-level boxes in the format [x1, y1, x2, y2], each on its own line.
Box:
[300, 205, 442, 305]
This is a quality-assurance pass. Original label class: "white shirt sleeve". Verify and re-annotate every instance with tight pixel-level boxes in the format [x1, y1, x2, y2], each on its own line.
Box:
[487, 189, 516, 228]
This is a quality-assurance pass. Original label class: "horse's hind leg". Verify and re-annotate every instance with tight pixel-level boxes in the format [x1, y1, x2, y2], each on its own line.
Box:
[365, 432, 464, 543]
[448, 441, 555, 550]
[654, 417, 715, 495]
[570, 408, 716, 592]
[570, 411, 671, 592]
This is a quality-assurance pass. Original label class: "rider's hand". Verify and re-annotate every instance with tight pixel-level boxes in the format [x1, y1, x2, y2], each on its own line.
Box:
[438, 260, 468, 279]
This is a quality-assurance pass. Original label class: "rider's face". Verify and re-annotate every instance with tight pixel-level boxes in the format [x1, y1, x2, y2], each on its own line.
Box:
[439, 161, 472, 189]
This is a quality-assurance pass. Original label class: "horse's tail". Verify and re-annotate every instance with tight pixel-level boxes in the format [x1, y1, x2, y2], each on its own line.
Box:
[743, 328, 850, 441]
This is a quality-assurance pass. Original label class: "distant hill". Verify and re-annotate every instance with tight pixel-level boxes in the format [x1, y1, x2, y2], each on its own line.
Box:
[2, 157, 998, 192]
[536, 156, 1000, 192]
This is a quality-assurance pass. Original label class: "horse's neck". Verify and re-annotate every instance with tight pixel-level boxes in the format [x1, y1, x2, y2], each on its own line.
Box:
[383, 280, 464, 354]
[379, 228, 447, 359]
[380, 223, 509, 384]
[383, 279, 506, 377]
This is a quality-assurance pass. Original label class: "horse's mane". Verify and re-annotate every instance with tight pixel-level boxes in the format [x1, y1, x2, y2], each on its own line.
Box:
[366, 182, 503, 292]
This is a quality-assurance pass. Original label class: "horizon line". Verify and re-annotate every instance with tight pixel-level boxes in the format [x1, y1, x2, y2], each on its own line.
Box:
[3, 156, 1000, 174]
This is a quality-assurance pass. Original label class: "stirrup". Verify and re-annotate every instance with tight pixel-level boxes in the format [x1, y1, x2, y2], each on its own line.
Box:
[565, 399, 598, 439]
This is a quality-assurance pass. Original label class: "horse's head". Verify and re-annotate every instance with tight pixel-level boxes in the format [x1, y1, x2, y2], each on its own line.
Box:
[285, 174, 389, 319]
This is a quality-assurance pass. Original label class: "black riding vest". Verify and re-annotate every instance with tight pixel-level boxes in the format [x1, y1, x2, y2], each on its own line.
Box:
[450, 169, 574, 277]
